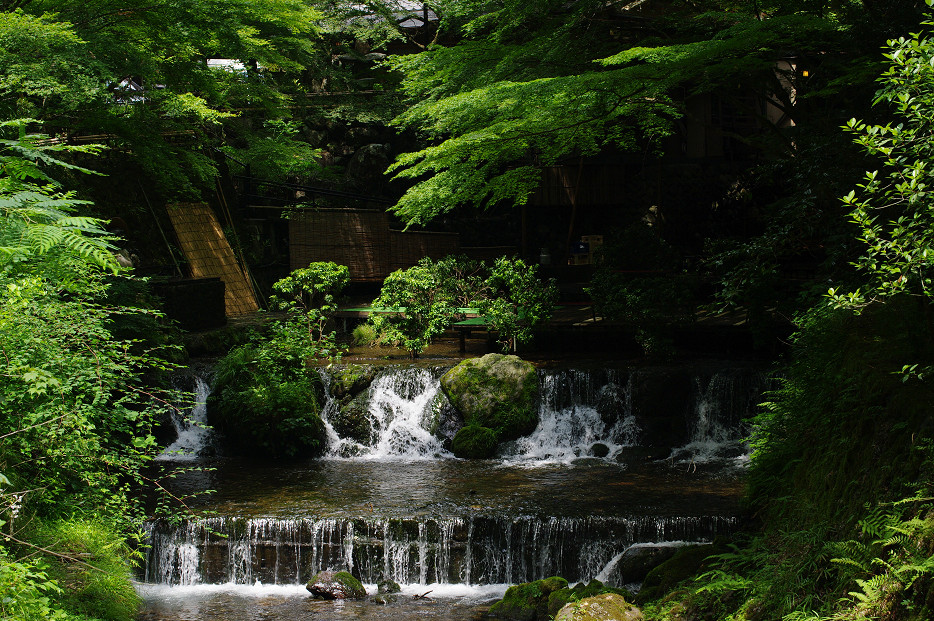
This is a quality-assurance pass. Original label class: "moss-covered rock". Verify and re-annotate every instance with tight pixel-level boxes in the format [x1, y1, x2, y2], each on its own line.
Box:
[329, 389, 374, 445]
[547, 580, 632, 618]
[489, 576, 569, 621]
[452, 425, 499, 458]
[554, 593, 642, 621]
[635, 544, 720, 605]
[440, 353, 539, 442]
[306, 570, 367, 599]
[328, 364, 379, 400]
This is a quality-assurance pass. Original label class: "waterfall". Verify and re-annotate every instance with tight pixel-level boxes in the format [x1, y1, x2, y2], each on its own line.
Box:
[502, 369, 639, 463]
[668, 369, 766, 464]
[156, 376, 213, 461]
[142, 514, 737, 587]
[322, 367, 451, 460]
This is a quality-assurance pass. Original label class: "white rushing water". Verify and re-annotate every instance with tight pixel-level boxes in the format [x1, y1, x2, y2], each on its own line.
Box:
[322, 367, 451, 460]
[502, 370, 640, 464]
[156, 376, 213, 462]
[667, 371, 753, 464]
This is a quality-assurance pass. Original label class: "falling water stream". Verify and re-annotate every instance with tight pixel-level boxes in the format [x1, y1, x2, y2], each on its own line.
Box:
[139, 363, 765, 621]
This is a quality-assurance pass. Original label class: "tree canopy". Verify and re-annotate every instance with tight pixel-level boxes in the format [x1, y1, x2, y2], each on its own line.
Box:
[384, 0, 925, 225]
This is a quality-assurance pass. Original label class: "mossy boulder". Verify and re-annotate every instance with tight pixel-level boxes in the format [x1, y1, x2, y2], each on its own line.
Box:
[440, 353, 539, 442]
[489, 576, 569, 621]
[635, 543, 721, 605]
[547, 580, 632, 618]
[306, 570, 366, 599]
[329, 389, 374, 445]
[554, 593, 642, 621]
[328, 364, 379, 400]
[615, 543, 683, 584]
[452, 425, 499, 458]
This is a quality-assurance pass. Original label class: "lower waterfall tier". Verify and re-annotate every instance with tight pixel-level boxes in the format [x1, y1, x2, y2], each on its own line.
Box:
[144, 513, 737, 587]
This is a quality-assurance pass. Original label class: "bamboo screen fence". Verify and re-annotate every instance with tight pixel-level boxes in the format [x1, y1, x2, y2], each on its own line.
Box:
[166, 202, 259, 316]
[289, 209, 459, 281]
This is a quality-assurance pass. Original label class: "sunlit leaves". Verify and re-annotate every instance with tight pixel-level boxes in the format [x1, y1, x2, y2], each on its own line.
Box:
[838, 15, 934, 303]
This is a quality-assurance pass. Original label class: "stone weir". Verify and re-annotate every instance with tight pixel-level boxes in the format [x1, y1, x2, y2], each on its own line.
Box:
[143, 514, 738, 587]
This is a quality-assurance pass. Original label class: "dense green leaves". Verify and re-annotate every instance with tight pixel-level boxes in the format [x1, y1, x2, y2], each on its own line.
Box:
[831, 6, 934, 306]
[369, 255, 556, 355]
[385, 0, 864, 225]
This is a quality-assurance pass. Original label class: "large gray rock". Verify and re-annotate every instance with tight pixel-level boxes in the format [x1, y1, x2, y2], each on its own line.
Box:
[554, 593, 642, 621]
[305, 570, 366, 599]
[440, 354, 539, 442]
[327, 364, 379, 400]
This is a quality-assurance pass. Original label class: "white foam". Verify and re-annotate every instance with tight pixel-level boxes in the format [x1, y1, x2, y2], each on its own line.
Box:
[156, 377, 212, 461]
[136, 581, 508, 602]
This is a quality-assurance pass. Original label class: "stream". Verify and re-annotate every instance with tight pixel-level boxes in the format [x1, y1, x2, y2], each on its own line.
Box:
[137, 363, 765, 620]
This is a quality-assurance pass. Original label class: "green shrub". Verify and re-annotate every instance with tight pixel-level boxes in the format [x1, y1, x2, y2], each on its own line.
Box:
[0, 551, 67, 621]
[351, 323, 378, 346]
[209, 333, 328, 459]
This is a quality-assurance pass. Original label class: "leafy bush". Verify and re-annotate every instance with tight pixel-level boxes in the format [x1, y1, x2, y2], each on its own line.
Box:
[586, 224, 697, 357]
[370, 257, 459, 357]
[0, 551, 66, 621]
[475, 256, 558, 352]
[209, 263, 348, 459]
[369, 255, 557, 357]
[31, 519, 141, 621]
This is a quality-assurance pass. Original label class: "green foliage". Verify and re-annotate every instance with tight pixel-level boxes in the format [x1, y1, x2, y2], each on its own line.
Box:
[0, 124, 190, 621]
[385, 1, 863, 225]
[833, 5, 934, 309]
[271, 261, 350, 349]
[369, 255, 555, 356]
[0, 549, 66, 621]
[586, 226, 696, 357]
[351, 322, 378, 346]
[210, 263, 349, 459]
[370, 257, 460, 357]
[0, 126, 178, 525]
[474, 257, 557, 352]
[29, 519, 141, 621]
[209, 320, 329, 460]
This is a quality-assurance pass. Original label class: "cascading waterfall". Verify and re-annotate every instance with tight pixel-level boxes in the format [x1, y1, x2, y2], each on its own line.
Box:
[668, 369, 766, 463]
[143, 514, 737, 587]
[140, 362, 765, 614]
[156, 376, 213, 461]
[321, 367, 450, 460]
[504, 369, 639, 463]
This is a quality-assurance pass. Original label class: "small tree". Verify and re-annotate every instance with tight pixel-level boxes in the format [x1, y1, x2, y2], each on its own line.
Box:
[370, 257, 457, 357]
[474, 257, 558, 352]
[270, 261, 349, 350]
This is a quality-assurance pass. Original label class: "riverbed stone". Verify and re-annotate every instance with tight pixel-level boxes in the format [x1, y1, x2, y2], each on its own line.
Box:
[306, 570, 367, 599]
[547, 580, 632, 618]
[440, 353, 539, 442]
[378, 578, 401, 594]
[635, 544, 721, 605]
[554, 593, 642, 621]
[489, 576, 569, 621]
[615, 543, 684, 584]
